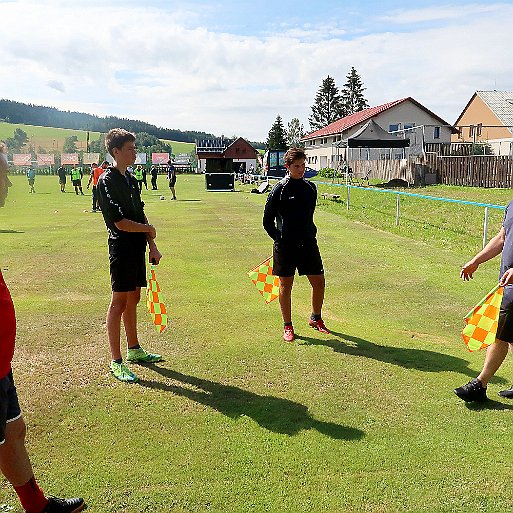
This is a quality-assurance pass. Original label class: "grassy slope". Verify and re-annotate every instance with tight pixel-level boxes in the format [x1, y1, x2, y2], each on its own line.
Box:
[0, 121, 102, 151]
[160, 139, 196, 155]
[1, 176, 513, 512]
[0, 122, 195, 154]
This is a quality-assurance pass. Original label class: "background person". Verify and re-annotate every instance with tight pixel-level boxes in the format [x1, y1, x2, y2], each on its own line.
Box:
[167, 160, 176, 200]
[26, 167, 36, 193]
[150, 165, 158, 190]
[86, 161, 107, 212]
[0, 142, 85, 513]
[57, 165, 66, 193]
[134, 165, 145, 192]
[70, 165, 84, 195]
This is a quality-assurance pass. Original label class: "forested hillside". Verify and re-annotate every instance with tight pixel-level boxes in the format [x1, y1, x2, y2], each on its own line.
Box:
[0, 99, 215, 143]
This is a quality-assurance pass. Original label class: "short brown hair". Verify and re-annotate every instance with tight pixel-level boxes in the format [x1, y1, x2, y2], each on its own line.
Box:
[105, 128, 136, 157]
[284, 147, 306, 166]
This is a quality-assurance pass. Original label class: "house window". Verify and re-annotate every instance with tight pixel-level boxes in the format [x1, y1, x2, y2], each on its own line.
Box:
[389, 124, 400, 132]
[404, 123, 414, 130]
[434, 126, 441, 139]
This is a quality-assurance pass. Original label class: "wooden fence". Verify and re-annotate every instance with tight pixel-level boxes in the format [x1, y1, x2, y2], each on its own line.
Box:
[348, 159, 414, 183]
[425, 154, 513, 188]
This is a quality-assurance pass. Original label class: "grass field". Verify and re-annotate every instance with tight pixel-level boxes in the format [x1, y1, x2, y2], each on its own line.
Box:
[2, 175, 513, 512]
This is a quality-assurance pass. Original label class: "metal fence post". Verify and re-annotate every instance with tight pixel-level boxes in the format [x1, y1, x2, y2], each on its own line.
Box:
[395, 194, 400, 225]
[346, 185, 350, 210]
[483, 206, 489, 249]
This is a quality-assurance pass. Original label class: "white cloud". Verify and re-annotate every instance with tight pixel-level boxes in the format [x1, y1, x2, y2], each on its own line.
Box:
[46, 80, 65, 93]
[0, 1, 512, 140]
[381, 2, 506, 24]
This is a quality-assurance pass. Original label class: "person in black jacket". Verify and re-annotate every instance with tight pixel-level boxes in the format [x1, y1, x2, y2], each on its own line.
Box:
[97, 129, 163, 383]
[263, 147, 330, 342]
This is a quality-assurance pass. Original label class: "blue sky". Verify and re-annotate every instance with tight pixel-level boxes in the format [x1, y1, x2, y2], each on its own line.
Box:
[1, 1, 513, 140]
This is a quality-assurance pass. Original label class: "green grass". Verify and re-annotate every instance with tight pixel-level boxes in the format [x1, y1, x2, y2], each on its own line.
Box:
[313, 181, 511, 257]
[2, 175, 513, 512]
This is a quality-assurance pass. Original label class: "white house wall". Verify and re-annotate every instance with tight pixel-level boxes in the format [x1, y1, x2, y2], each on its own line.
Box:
[304, 99, 453, 170]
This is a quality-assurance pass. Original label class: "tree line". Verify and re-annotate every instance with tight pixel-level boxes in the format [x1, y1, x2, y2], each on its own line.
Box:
[0, 99, 264, 149]
[266, 67, 369, 149]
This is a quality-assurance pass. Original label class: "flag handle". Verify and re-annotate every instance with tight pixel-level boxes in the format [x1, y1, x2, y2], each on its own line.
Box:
[248, 255, 273, 274]
[464, 283, 501, 319]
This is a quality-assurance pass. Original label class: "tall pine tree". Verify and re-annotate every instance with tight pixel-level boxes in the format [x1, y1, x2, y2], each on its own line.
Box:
[286, 118, 305, 147]
[266, 115, 288, 150]
[340, 67, 369, 116]
[308, 75, 344, 131]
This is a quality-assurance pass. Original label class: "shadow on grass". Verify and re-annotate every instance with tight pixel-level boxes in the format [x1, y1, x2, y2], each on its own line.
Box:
[0, 229, 24, 233]
[138, 365, 365, 440]
[464, 399, 513, 411]
[296, 330, 507, 384]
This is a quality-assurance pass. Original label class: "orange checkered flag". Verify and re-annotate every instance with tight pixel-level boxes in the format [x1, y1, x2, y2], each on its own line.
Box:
[462, 284, 503, 351]
[147, 264, 169, 333]
[247, 256, 280, 304]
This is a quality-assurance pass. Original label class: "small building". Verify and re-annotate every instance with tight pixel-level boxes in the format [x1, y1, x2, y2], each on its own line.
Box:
[302, 97, 456, 170]
[196, 137, 258, 191]
[452, 91, 513, 155]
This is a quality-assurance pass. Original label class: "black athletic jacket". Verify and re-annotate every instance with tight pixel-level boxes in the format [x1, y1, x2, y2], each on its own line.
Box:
[97, 167, 147, 253]
[263, 176, 317, 245]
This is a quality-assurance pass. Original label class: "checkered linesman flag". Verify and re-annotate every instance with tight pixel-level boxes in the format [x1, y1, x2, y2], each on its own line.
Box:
[462, 284, 503, 351]
[247, 256, 280, 304]
[147, 264, 169, 333]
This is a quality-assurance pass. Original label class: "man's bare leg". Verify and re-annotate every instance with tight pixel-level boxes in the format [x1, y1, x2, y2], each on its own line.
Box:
[106, 291, 128, 360]
[477, 338, 509, 386]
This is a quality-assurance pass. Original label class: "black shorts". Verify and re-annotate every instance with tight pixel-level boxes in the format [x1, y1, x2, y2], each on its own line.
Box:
[0, 371, 22, 445]
[169, 178, 176, 188]
[497, 287, 513, 342]
[109, 250, 147, 292]
[272, 240, 324, 277]
[72, 179, 81, 186]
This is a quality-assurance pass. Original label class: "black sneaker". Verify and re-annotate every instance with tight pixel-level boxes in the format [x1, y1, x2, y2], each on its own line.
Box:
[42, 496, 86, 513]
[454, 378, 487, 402]
[498, 385, 513, 399]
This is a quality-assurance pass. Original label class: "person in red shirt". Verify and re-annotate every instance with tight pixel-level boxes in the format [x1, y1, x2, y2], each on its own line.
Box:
[0, 142, 85, 512]
[86, 161, 108, 212]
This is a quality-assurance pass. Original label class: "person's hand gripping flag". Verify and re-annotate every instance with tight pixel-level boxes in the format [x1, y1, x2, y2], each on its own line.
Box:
[247, 256, 280, 304]
[147, 264, 169, 333]
[462, 284, 503, 351]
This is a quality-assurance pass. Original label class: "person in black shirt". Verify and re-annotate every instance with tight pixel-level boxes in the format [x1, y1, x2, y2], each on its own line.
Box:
[57, 165, 66, 192]
[150, 165, 158, 190]
[97, 129, 163, 383]
[263, 147, 330, 342]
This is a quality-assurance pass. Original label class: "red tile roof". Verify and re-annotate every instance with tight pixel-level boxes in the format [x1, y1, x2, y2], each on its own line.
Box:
[303, 97, 456, 139]
[304, 98, 409, 140]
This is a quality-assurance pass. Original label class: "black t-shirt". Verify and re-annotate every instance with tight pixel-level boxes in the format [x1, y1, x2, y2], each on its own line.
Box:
[97, 167, 147, 253]
[263, 176, 317, 244]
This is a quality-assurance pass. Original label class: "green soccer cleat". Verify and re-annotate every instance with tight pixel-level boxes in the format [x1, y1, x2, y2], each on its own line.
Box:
[126, 347, 163, 363]
[110, 361, 139, 383]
